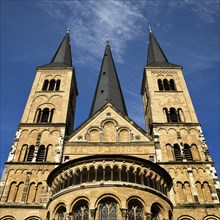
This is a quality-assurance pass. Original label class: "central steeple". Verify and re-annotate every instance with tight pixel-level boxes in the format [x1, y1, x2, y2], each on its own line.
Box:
[89, 41, 127, 117]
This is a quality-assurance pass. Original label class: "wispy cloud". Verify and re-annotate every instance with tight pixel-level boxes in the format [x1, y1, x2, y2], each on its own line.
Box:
[38, 1, 150, 64]
[38, 0, 219, 65]
[168, 0, 219, 23]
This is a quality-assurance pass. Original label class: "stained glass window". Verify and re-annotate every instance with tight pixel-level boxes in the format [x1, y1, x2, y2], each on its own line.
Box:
[128, 204, 143, 220]
[100, 202, 117, 220]
[74, 204, 89, 220]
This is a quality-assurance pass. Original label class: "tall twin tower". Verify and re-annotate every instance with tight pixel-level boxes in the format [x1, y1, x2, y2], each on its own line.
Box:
[0, 29, 219, 220]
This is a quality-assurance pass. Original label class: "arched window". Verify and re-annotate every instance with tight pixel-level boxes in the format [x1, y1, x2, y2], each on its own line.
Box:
[99, 199, 118, 220]
[105, 166, 111, 181]
[183, 144, 193, 161]
[173, 144, 182, 161]
[128, 200, 143, 220]
[73, 201, 89, 220]
[163, 79, 170, 91]
[49, 108, 54, 122]
[55, 205, 66, 220]
[97, 166, 103, 181]
[170, 108, 178, 122]
[42, 80, 49, 91]
[19, 144, 28, 161]
[48, 79, 55, 91]
[41, 108, 50, 122]
[121, 166, 127, 182]
[113, 166, 119, 181]
[27, 145, 35, 162]
[151, 203, 162, 220]
[34, 109, 42, 123]
[177, 108, 184, 122]
[128, 167, 135, 183]
[170, 79, 176, 91]
[158, 79, 164, 91]
[36, 145, 46, 162]
[88, 166, 95, 182]
[81, 168, 88, 183]
[163, 108, 170, 122]
[55, 80, 61, 91]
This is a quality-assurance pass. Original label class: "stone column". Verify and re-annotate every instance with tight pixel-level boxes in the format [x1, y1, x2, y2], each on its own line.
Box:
[90, 208, 96, 220]
[121, 208, 128, 220]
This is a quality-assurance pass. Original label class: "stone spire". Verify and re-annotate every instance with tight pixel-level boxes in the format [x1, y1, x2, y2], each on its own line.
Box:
[89, 42, 127, 117]
[38, 30, 72, 68]
[147, 29, 181, 68]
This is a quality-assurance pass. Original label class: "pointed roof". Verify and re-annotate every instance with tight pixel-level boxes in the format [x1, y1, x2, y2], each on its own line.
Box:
[147, 28, 181, 68]
[89, 42, 127, 117]
[37, 31, 72, 69]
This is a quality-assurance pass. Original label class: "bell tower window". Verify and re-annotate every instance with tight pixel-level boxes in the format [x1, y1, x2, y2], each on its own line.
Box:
[170, 79, 176, 91]
[34, 108, 55, 123]
[183, 144, 193, 161]
[163, 79, 170, 91]
[27, 145, 35, 162]
[55, 79, 61, 91]
[42, 80, 49, 91]
[169, 108, 178, 122]
[42, 79, 61, 92]
[173, 144, 182, 161]
[158, 79, 164, 91]
[41, 108, 50, 122]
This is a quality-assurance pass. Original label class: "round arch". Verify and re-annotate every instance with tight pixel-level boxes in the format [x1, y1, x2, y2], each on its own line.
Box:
[203, 215, 220, 220]
[177, 215, 195, 220]
[1, 216, 16, 220]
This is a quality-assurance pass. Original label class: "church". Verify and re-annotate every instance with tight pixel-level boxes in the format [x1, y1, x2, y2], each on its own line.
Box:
[0, 28, 219, 220]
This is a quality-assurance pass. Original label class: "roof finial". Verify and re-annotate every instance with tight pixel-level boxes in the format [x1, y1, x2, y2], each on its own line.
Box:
[106, 35, 110, 45]
[149, 25, 152, 33]
[67, 27, 70, 33]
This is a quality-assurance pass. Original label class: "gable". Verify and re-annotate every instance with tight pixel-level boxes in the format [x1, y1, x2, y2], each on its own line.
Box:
[67, 104, 151, 143]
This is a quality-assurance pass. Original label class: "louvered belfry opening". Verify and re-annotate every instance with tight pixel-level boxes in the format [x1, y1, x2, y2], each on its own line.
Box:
[174, 144, 182, 161]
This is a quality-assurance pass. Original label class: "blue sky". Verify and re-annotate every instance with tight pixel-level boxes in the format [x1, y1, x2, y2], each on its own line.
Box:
[0, 0, 219, 176]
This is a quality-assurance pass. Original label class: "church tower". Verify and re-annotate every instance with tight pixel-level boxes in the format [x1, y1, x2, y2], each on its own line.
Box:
[141, 28, 220, 219]
[0, 29, 219, 220]
[0, 31, 78, 218]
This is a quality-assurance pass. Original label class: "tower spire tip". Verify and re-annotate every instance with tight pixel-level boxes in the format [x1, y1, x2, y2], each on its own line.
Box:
[67, 27, 70, 33]
[106, 35, 110, 45]
[149, 25, 152, 33]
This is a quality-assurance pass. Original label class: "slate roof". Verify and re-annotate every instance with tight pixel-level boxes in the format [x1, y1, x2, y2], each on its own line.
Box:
[147, 31, 181, 68]
[37, 32, 72, 69]
[89, 43, 128, 117]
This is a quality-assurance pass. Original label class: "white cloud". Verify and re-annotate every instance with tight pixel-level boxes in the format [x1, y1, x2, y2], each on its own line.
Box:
[38, 0, 219, 66]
